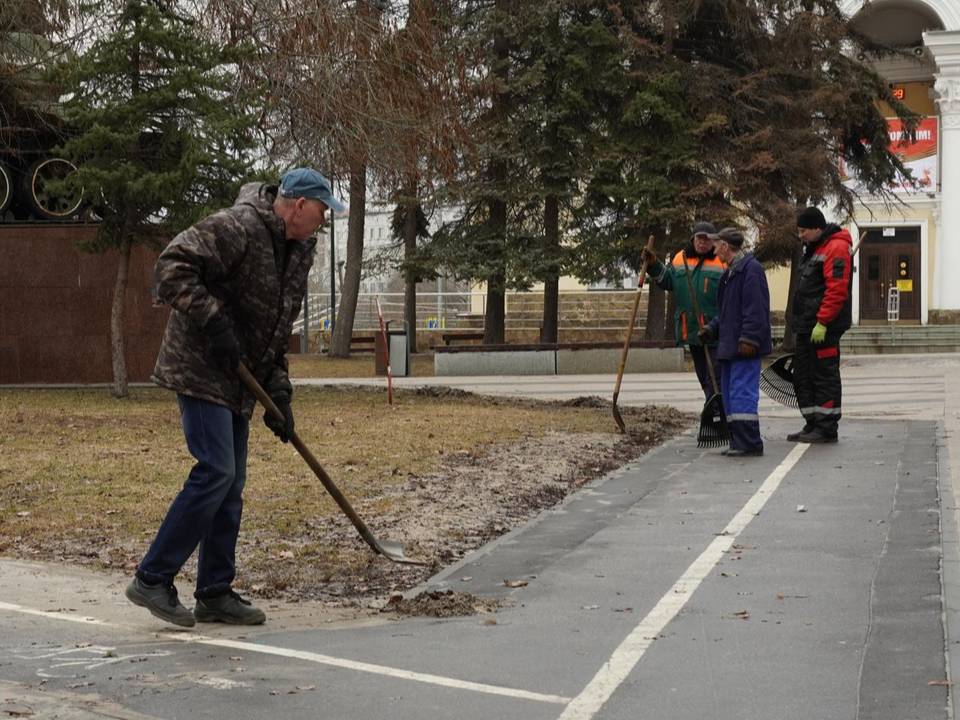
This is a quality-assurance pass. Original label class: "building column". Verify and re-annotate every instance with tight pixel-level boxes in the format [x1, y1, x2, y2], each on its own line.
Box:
[927, 31, 960, 314]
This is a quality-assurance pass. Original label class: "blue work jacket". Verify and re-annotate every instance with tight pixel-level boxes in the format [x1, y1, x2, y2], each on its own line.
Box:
[705, 252, 772, 361]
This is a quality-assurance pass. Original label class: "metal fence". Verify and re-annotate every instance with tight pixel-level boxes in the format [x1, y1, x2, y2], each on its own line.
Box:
[295, 290, 648, 333]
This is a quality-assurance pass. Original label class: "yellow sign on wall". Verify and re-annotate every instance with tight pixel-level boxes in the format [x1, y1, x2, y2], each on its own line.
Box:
[897, 279, 913, 292]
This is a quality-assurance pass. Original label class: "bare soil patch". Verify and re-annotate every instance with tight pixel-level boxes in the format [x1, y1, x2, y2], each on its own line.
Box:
[0, 385, 690, 613]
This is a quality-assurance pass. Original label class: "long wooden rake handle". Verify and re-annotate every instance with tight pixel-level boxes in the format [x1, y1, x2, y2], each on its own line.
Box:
[612, 235, 657, 433]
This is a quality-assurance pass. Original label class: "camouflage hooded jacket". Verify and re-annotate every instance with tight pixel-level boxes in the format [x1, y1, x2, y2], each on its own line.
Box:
[151, 183, 317, 419]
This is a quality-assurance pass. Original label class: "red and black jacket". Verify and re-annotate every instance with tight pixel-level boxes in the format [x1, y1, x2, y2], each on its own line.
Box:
[790, 224, 853, 335]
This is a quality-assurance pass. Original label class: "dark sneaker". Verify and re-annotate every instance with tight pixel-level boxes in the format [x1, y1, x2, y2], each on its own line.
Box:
[797, 430, 838, 444]
[722, 448, 764, 457]
[786, 426, 814, 442]
[125, 577, 195, 627]
[194, 591, 266, 625]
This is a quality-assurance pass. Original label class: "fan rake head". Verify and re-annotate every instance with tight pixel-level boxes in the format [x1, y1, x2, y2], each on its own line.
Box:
[759, 354, 798, 408]
[697, 394, 731, 448]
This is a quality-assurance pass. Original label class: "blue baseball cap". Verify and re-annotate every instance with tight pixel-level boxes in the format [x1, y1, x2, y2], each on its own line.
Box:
[278, 168, 347, 213]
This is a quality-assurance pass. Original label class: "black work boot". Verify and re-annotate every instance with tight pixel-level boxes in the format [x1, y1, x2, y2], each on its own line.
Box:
[194, 591, 266, 625]
[796, 429, 838, 444]
[125, 577, 196, 627]
[786, 425, 814, 442]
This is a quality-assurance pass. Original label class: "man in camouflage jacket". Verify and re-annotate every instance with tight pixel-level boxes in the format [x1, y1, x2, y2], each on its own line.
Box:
[125, 168, 345, 628]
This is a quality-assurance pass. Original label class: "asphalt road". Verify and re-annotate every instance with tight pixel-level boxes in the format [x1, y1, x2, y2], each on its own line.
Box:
[1, 354, 958, 720]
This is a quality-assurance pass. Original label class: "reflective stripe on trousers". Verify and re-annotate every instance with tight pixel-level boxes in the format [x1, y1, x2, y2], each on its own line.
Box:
[719, 357, 762, 452]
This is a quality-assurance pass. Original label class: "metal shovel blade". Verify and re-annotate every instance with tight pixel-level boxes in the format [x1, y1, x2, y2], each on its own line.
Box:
[237, 363, 426, 565]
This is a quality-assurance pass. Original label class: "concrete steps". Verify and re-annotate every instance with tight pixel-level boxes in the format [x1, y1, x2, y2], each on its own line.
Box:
[840, 326, 960, 354]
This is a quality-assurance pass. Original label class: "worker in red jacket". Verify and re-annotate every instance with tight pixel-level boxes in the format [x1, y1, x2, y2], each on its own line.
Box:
[789, 207, 852, 444]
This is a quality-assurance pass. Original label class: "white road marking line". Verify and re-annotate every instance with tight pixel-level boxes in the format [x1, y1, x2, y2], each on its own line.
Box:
[0, 601, 570, 705]
[558, 443, 810, 720]
[177, 636, 571, 705]
[0, 601, 108, 625]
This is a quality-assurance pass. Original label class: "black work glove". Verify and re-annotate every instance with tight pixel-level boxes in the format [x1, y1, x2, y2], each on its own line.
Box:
[697, 326, 713, 344]
[205, 316, 241, 372]
[264, 398, 294, 443]
[738, 341, 757, 358]
[640, 248, 657, 266]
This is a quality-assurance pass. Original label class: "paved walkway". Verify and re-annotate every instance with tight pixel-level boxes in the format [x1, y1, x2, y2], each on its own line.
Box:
[1, 354, 958, 719]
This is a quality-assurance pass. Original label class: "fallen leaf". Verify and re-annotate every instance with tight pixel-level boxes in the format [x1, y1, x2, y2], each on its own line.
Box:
[797, 505, 807, 513]
[928, 680, 953, 686]
[3, 711, 35, 718]
[16, 512, 30, 517]
[776, 593, 786, 601]
[278, 550, 295, 559]
[230, 656, 243, 661]
[734, 610, 750, 619]
[460, 577, 472, 583]
[296, 685, 315, 691]
[613, 607, 633, 613]
[503, 579, 528, 588]
[479, 617, 498, 626]
[583, 605, 601, 610]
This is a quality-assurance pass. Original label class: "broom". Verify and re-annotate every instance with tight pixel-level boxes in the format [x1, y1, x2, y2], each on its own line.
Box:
[759, 230, 867, 409]
[681, 251, 730, 448]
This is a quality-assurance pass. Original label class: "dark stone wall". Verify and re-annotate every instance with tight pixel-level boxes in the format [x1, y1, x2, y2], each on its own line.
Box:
[0, 224, 169, 384]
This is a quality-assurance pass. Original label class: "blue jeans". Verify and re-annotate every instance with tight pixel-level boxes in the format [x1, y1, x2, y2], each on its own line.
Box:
[137, 394, 249, 599]
[719, 358, 762, 452]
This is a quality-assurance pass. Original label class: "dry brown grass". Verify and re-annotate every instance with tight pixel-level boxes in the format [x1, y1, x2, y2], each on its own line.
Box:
[0, 385, 691, 602]
[288, 353, 434, 379]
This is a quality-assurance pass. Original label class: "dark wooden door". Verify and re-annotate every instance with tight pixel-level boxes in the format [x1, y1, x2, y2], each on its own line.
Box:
[858, 227, 920, 323]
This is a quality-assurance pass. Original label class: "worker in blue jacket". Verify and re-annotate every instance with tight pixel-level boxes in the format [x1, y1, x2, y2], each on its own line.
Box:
[698, 228, 772, 457]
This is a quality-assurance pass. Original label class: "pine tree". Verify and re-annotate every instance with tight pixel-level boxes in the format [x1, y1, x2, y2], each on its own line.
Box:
[51, 0, 255, 396]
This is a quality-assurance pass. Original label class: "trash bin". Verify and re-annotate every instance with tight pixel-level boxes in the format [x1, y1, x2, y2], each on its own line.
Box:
[388, 325, 410, 377]
[374, 322, 411, 377]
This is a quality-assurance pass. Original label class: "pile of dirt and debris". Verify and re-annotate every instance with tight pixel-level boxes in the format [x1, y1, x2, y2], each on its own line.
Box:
[383, 589, 509, 618]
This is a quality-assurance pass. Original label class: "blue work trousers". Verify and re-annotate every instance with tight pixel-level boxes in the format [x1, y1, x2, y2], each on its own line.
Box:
[137, 394, 249, 599]
[719, 358, 762, 452]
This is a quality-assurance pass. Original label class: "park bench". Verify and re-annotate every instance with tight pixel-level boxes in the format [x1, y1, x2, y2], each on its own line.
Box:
[321, 335, 377, 354]
[440, 331, 485, 346]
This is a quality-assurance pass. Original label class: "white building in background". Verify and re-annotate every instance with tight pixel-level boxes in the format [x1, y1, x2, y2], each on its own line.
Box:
[836, 0, 960, 325]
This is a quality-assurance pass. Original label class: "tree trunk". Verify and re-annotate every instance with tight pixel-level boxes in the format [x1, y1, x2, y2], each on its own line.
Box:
[329, 153, 367, 357]
[644, 281, 667, 342]
[484, 0, 510, 346]
[403, 188, 419, 354]
[484, 277, 506, 345]
[540, 192, 560, 344]
[110, 233, 132, 398]
[781, 242, 803, 352]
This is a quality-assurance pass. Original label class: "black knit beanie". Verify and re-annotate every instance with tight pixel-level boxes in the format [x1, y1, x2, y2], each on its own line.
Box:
[797, 207, 826, 229]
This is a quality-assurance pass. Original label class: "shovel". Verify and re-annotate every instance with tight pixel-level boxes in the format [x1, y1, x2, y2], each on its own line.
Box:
[680, 251, 730, 448]
[237, 362, 423, 565]
[612, 235, 657, 433]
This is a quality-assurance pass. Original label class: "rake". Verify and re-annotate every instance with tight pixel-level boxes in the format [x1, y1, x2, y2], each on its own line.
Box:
[760, 354, 798, 407]
[612, 235, 657, 433]
[681, 250, 730, 449]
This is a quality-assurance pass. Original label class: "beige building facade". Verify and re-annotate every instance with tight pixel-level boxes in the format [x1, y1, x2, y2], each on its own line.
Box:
[838, 0, 960, 325]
